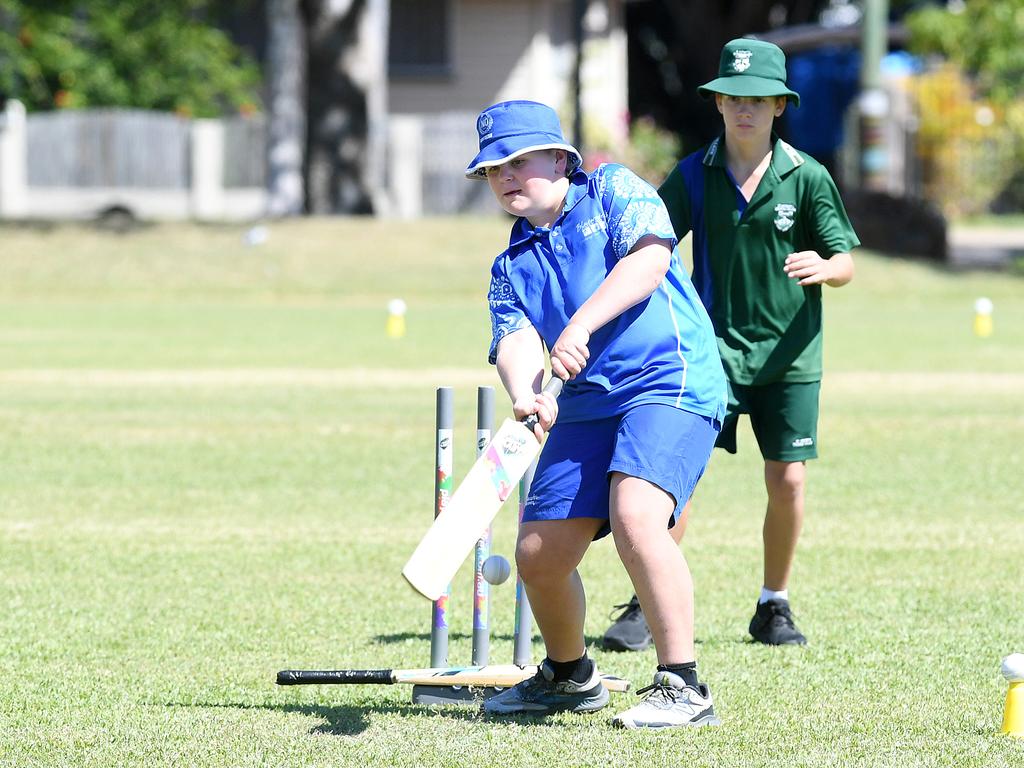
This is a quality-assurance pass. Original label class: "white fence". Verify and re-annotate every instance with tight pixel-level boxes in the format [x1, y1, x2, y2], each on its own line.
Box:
[0, 100, 267, 222]
[387, 111, 494, 218]
[0, 100, 494, 221]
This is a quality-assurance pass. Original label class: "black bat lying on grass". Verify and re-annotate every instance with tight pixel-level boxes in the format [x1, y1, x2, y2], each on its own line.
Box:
[276, 663, 630, 691]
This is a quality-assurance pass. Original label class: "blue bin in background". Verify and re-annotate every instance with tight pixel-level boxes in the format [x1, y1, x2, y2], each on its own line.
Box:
[783, 47, 861, 170]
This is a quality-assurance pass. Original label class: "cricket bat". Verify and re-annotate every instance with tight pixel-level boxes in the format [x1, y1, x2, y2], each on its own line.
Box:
[276, 663, 629, 692]
[402, 377, 563, 601]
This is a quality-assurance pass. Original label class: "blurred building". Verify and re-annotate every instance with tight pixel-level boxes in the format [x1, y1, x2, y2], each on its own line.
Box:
[386, 0, 629, 216]
[0, 0, 630, 221]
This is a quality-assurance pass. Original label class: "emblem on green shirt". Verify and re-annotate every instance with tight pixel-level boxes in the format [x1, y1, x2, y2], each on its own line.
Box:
[774, 203, 796, 232]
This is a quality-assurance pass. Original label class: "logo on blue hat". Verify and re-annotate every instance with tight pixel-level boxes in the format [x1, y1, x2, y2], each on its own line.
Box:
[477, 112, 494, 138]
[465, 100, 582, 180]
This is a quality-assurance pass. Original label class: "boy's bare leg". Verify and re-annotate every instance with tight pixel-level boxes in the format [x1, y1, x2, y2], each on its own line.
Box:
[601, 494, 691, 652]
[670, 499, 690, 544]
[749, 459, 809, 645]
[762, 459, 806, 591]
[607, 473, 722, 729]
[609, 472, 693, 664]
[485, 516, 610, 717]
[516, 517, 604, 661]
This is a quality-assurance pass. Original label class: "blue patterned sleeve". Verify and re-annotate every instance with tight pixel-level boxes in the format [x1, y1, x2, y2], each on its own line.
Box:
[487, 257, 532, 365]
[596, 164, 678, 260]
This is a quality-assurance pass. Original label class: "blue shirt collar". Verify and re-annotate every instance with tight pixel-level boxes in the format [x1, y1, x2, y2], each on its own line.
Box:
[507, 168, 590, 250]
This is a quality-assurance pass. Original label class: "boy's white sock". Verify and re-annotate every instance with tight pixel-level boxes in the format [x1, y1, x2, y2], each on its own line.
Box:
[759, 587, 789, 604]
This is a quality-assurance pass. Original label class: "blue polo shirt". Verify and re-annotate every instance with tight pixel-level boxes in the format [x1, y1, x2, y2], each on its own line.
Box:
[487, 163, 727, 424]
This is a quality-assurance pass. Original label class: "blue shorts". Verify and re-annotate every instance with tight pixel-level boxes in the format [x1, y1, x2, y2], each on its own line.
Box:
[523, 404, 720, 539]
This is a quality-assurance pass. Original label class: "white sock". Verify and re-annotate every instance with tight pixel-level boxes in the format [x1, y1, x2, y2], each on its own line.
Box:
[759, 587, 789, 604]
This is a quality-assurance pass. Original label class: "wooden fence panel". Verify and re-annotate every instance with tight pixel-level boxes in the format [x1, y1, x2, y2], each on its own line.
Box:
[26, 110, 190, 189]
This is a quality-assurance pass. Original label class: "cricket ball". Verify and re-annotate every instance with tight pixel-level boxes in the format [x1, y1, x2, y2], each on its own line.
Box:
[482, 554, 511, 585]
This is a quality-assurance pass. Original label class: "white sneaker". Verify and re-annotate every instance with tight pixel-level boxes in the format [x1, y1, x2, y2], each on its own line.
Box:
[611, 671, 721, 729]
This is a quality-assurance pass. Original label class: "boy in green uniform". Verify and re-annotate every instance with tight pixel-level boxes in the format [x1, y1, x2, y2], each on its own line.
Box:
[602, 38, 858, 650]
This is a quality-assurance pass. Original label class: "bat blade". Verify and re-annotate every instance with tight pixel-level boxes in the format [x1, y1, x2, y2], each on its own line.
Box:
[403, 418, 542, 601]
[277, 664, 631, 692]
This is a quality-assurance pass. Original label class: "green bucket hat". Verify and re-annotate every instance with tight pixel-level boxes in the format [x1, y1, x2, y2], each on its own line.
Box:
[698, 38, 800, 107]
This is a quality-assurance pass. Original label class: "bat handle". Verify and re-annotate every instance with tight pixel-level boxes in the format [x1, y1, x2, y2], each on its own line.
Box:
[276, 669, 393, 685]
[521, 377, 564, 432]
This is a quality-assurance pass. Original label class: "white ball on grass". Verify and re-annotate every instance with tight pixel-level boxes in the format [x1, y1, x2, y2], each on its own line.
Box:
[481, 555, 511, 585]
[1002, 653, 1024, 682]
[244, 225, 268, 246]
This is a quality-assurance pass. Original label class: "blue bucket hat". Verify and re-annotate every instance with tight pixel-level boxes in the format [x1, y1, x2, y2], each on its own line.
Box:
[465, 100, 583, 180]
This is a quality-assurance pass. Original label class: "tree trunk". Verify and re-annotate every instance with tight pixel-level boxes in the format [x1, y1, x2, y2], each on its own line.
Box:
[303, 0, 389, 214]
[265, 0, 307, 217]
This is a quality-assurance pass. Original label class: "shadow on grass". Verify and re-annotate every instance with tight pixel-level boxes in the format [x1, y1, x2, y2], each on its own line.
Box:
[166, 698, 572, 736]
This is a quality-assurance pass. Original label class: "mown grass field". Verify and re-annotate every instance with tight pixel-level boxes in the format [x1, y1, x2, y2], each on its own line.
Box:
[1, 218, 1022, 767]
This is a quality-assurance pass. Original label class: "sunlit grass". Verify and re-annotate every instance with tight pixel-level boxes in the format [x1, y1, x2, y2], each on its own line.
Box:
[0, 220, 1022, 767]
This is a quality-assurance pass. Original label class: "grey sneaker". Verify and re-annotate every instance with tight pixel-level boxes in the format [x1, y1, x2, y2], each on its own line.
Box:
[483, 659, 610, 715]
[611, 671, 721, 729]
[600, 595, 652, 652]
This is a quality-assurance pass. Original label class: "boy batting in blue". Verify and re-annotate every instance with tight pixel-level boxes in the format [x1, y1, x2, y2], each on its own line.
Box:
[466, 100, 727, 728]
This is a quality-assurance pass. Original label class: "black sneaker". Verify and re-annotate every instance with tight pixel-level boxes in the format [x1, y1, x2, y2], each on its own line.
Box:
[748, 599, 807, 645]
[600, 595, 652, 652]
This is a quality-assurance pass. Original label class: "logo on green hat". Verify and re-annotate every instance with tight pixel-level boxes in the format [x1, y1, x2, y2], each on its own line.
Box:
[732, 49, 753, 73]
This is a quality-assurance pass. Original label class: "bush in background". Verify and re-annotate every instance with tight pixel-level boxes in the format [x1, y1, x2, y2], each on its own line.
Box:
[583, 115, 682, 187]
[905, 0, 1024, 215]
[0, 0, 261, 116]
[906, 64, 1019, 217]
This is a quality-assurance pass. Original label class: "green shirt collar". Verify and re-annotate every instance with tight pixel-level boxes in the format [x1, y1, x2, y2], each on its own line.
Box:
[702, 133, 805, 177]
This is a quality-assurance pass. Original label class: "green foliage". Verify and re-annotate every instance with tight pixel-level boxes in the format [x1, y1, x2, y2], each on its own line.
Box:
[905, 0, 1024, 106]
[0, 0, 261, 116]
[905, 65, 1019, 217]
[622, 116, 682, 187]
[905, 0, 1024, 214]
[583, 117, 682, 187]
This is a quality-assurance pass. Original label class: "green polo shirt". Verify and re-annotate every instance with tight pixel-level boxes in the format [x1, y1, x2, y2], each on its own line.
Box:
[659, 135, 859, 385]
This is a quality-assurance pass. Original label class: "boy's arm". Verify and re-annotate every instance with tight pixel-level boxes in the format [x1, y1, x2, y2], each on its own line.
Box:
[495, 326, 558, 439]
[657, 164, 693, 240]
[549, 234, 672, 381]
[783, 250, 854, 287]
[788, 164, 858, 287]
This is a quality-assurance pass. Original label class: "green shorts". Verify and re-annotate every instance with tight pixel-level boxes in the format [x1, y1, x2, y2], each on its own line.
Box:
[716, 380, 820, 462]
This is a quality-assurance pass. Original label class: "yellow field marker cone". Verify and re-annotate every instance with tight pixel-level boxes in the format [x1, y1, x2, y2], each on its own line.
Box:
[973, 297, 993, 338]
[386, 298, 407, 339]
[1000, 653, 1024, 737]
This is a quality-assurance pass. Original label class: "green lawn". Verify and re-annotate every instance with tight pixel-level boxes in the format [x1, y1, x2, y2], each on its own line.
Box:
[957, 214, 1024, 229]
[1, 219, 1022, 767]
